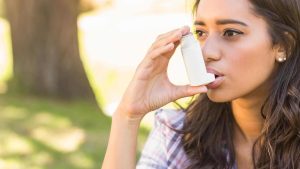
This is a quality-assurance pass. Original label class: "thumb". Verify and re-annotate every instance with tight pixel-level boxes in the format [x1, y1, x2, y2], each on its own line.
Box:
[173, 85, 208, 100]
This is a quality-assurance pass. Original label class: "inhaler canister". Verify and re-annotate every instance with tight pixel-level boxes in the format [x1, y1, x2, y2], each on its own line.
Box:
[180, 33, 215, 86]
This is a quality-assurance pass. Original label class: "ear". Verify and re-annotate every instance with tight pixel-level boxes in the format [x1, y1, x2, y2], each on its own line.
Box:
[274, 45, 286, 63]
[275, 48, 287, 62]
[274, 32, 295, 63]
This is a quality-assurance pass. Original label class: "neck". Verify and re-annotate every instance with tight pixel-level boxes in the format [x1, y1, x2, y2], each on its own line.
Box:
[231, 96, 265, 145]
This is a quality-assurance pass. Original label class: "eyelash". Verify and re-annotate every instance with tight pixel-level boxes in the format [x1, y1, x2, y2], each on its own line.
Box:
[194, 29, 244, 40]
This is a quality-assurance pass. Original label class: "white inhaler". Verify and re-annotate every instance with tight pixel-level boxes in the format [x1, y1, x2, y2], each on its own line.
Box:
[180, 33, 215, 86]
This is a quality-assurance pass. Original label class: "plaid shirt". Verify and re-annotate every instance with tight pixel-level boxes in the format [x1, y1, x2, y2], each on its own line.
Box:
[137, 109, 190, 169]
[137, 109, 238, 169]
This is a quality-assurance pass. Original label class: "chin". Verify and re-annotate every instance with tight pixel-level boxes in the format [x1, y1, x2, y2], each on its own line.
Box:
[206, 89, 235, 103]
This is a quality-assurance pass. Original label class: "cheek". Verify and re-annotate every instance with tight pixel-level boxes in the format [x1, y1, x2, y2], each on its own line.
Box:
[233, 39, 274, 73]
[228, 28, 275, 74]
[207, 43, 275, 102]
[225, 41, 276, 94]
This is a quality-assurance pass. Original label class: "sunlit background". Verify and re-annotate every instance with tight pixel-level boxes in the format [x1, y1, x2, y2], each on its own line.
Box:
[0, 0, 195, 168]
[78, 0, 193, 115]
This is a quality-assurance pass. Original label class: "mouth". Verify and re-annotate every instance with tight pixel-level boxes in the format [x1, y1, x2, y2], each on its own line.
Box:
[206, 67, 225, 89]
[206, 67, 224, 79]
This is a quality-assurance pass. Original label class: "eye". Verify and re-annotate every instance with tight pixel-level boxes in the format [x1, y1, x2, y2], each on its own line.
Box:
[223, 29, 244, 37]
[195, 30, 208, 40]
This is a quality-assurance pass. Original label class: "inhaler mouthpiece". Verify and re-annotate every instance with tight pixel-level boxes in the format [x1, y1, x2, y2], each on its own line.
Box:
[180, 33, 215, 86]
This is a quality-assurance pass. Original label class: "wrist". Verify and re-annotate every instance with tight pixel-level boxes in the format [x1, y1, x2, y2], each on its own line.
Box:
[114, 103, 145, 121]
[113, 108, 143, 127]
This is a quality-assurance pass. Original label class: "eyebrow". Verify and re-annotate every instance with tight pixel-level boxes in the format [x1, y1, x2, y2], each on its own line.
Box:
[194, 19, 248, 27]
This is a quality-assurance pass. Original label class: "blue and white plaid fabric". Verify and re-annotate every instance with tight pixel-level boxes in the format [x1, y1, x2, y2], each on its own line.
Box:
[137, 109, 190, 169]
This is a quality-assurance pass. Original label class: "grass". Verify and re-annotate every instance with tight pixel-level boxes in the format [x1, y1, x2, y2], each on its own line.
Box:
[0, 93, 150, 169]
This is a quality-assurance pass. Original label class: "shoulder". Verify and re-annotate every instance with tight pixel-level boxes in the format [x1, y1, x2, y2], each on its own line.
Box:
[154, 108, 186, 131]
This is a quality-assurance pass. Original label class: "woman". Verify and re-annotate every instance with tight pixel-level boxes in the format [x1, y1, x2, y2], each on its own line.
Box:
[102, 0, 300, 168]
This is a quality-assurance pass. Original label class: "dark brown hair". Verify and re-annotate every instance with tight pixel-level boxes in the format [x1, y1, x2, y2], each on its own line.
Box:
[181, 0, 300, 168]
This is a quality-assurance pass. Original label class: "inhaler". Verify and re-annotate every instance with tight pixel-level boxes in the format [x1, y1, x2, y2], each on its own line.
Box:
[180, 33, 215, 86]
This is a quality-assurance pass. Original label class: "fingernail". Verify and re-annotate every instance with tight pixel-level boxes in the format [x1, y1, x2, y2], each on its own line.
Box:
[181, 26, 190, 35]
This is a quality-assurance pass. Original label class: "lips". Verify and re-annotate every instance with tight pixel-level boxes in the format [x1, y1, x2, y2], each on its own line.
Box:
[206, 67, 224, 77]
[206, 67, 225, 89]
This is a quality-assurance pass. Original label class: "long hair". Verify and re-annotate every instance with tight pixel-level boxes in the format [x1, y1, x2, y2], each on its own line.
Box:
[181, 0, 300, 168]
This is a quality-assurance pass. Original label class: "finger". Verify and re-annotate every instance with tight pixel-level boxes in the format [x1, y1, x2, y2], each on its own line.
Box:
[173, 85, 208, 100]
[135, 43, 174, 73]
[150, 32, 181, 51]
[155, 28, 181, 41]
[149, 43, 175, 60]
[156, 26, 190, 41]
[149, 32, 188, 60]
[173, 41, 181, 49]
[150, 26, 190, 51]
[150, 37, 183, 60]
[181, 25, 191, 36]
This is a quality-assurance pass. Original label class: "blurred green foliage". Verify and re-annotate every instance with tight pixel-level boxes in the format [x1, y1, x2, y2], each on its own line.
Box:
[0, 93, 149, 169]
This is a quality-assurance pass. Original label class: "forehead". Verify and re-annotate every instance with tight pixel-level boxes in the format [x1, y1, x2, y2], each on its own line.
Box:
[196, 0, 254, 22]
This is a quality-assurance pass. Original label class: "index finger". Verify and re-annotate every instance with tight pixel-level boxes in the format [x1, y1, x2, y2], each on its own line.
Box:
[156, 26, 190, 41]
[150, 26, 190, 51]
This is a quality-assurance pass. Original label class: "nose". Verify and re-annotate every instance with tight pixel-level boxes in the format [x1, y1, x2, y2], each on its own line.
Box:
[201, 35, 222, 62]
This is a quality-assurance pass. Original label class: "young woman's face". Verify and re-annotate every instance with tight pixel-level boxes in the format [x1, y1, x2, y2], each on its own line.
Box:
[195, 0, 279, 102]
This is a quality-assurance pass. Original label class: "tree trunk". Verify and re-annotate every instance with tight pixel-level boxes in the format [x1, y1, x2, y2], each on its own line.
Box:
[4, 0, 96, 101]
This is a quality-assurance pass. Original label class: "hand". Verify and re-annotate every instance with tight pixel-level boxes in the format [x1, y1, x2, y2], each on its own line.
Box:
[116, 26, 208, 120]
